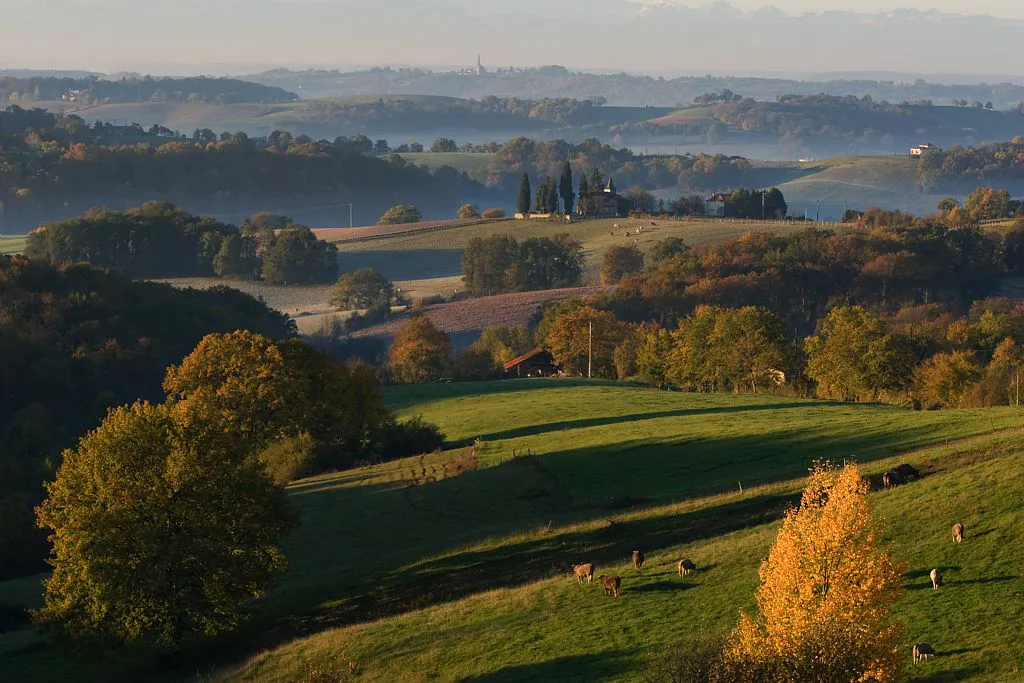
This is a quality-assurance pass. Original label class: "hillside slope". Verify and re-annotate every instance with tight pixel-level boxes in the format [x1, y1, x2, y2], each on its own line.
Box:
[214, 382, 1023, 682]
[2, 382, 1021, 681]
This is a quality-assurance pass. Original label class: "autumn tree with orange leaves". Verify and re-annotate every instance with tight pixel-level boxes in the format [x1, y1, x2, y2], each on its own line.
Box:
[722, 462, 906, 682]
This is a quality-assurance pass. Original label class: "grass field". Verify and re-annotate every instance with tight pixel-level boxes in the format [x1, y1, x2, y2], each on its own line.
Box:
[0, 236, 26, 255]
[3, 381, 1022, 682]
[334, 216, 811, 282]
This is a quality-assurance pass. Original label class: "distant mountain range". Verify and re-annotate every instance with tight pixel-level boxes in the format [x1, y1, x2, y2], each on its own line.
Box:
[4, 2, 1024, 76]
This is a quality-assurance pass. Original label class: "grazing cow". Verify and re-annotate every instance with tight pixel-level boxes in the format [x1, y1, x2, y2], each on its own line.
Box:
[678, 558, 696, 576]
[632, 549, 645, 570]
[572, 563, 594, 584]
[883, 470, 905, 490]
[892, 463, 920, 480]
[952, 523, 964, 543]
[930, 568, 943, 589]
[913, 643, 936, 664]
[598, 575, 621, 597]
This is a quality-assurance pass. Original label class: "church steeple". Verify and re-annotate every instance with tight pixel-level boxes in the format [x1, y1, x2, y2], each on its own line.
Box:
[604, 176, 616, 195]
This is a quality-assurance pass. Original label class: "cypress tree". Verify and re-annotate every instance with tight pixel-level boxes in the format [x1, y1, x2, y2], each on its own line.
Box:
[546, 178, 559, 213]
[534, 177, 549, 213]
[578, 174, 590, 216]
[516, 173, 531, 216]
[559, 161, 575, 214]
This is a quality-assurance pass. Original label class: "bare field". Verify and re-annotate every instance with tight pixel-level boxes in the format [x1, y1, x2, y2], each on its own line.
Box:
[153, 275, 468, 335]
[350, 286, 612, 345]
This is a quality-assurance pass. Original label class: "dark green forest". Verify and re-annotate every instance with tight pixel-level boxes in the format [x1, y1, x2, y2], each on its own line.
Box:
[0, 256, 296, 580]
[26, 203, 339, 283]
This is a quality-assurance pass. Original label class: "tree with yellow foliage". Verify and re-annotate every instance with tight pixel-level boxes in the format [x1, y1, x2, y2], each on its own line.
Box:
[723, 462, 906, 682]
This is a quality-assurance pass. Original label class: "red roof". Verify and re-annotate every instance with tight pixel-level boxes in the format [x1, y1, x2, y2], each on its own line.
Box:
[502, 348, 547, 371]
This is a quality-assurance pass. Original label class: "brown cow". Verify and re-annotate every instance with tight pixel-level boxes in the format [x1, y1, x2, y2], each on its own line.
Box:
[883, 470, 905, 490]
[572, 563, 594, 584]
[598, 575, 621, 597]
[631, 549, 645, 570]
[678, 558, 696, 576]
[952, 523, 964, 543]
[930, 568, 943, 590]
[913, 643, 936, 664]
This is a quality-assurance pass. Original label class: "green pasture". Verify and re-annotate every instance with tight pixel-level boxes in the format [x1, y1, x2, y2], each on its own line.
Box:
[3, 381, 1022, 682]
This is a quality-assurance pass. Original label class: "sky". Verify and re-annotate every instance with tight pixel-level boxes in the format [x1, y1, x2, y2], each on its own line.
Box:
[699, 0, 1024, 16]
[3, 1, 1023, 75]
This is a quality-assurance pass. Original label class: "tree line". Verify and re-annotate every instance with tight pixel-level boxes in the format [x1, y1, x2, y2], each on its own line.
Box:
[25, 203, 339, 284]
[1, 76, 296, 104]
[0, 107, 490, 231]
[918, 138, 1024, 193]
[462, 233, 585, 295]
[482, 136, 755, 195]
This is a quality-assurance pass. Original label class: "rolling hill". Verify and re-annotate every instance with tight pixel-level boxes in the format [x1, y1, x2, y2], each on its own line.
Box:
[4, 381, 1020, 681]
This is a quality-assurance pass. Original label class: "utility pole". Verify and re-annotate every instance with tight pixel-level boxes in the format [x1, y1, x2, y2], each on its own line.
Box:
[816, 200, 821, 222]
[761, 191, 765, 220]
[588, 322, 593, 379]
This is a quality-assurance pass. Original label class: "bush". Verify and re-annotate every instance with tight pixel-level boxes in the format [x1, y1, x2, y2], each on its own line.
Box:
[415, 294, 446, 308]
[388, 316, 451, 384]
[259, 433, 318, 484]
[343, 303, 392, 333]
[481, 208, 506, 219]
[331, 268, 394, 311]
[644, 633, 727, 683]
[601, 244, 645, 285]
[457, 203, 481, 219]
[454, 345, 499, 381]
[378, 204, 422, 225]
[377, 417, 446, 461]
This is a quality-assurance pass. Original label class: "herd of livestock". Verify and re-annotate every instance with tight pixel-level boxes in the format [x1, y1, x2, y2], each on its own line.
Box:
[569, 463, 969, 669]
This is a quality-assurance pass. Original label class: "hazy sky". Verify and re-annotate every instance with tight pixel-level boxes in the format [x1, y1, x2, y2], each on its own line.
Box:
[702, 0, 1023, 16]
[3, 1, 1024, 75]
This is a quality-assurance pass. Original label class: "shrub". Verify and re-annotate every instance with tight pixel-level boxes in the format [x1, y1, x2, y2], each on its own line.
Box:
[343, 303, 392, 333]
[259, 432, 318, 484]
[912, 350, 982, 409]
[388, 316, 451, 384]
[644, 632, 727, 683]
[331, 268, 394, 311]
[601, 244, 645, 285]
[378, 204, 422, 225]
[457, 203, 481, 219]
[481, 208, 506, 219]
[377, 417, 445, 461]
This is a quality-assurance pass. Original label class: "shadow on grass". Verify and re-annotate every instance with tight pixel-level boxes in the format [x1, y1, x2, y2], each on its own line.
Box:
[628, 580, 693, 594]
[337, 249, 464, 280]
[383, 378, 604, 412]
[466, 402, 826, 444]
[912, 666, 985, 682]
[458, 651, 634, 682]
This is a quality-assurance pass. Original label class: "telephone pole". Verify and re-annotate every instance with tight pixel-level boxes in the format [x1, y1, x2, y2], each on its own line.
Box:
[588, 322, 593, 379]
